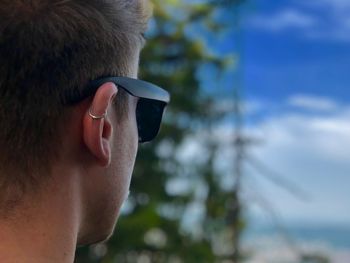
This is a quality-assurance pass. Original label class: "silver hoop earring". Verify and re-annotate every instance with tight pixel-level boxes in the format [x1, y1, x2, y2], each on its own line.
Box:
[88, 108, 106, 120]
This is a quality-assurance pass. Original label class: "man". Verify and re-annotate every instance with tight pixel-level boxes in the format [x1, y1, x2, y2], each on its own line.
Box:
[0, 0, 169, 262]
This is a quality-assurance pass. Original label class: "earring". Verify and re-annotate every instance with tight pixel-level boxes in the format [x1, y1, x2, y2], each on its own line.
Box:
[88, 107, 107, 120]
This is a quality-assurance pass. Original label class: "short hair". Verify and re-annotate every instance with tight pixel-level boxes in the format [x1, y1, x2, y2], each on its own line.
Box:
[0, 0, 152, 207]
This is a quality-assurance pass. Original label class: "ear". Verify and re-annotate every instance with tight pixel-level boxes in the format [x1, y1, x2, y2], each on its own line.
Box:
[83, 82, 118, 167]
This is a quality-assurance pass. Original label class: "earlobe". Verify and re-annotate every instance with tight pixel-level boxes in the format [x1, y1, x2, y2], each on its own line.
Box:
[82, 82, 118, 167]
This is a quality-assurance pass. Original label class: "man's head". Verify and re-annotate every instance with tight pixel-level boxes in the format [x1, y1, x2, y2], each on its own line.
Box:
[0, 0, 153, 244]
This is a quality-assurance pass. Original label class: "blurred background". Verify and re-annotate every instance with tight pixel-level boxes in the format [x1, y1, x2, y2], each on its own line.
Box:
[75, 0, 350, 262]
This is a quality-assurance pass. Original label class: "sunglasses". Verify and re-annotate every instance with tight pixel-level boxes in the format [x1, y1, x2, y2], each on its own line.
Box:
[64, 77, 170, 143]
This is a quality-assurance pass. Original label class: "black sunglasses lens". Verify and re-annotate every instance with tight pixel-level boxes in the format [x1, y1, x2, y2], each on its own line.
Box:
[136, 99, 166, 143]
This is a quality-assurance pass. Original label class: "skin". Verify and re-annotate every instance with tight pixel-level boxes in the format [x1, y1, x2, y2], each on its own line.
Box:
[0, 53, 141, 262]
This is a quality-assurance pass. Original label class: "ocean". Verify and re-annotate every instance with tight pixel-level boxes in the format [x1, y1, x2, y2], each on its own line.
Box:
[242, 222, 350, 263]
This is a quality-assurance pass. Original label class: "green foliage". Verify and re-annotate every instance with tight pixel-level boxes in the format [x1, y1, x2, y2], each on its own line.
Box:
[75, 1, 243, 262]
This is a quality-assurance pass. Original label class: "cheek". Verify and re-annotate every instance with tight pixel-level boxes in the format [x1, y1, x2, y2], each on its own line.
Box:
[112, 110, 138, 194]
[127, 96, 139, 152]
[122, 117, 138, 183]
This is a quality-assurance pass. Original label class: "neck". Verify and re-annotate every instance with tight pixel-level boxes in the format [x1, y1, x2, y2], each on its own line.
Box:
[0, 168, 81, 263]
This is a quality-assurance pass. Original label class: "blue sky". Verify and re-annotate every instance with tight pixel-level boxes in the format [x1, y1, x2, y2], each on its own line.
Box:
[226, 0, 350, 227]
[151, 0, 349, 241]
[137, 1, 350, 257]
[149, 0, 350, 258]
[182, 0, 350, 228]
[243, 0, 350, 103]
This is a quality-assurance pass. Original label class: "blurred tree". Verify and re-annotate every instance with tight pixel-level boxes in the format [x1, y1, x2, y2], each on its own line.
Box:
[75, 1, 243, 262]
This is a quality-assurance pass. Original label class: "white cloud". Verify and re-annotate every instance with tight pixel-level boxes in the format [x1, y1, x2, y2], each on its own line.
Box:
[287, 94, 339, 112]
[245, 100, 266, 115]
[312, 0, 350, 11]
[215, 98, 350, 224]
[242, 103, 350, 224]
[212, 99, 266, 116]
[248, 9, 316, 32]
[247, 2, 350, 42]
[310, 0, 350, 40]
[173, 97, 350, 225]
